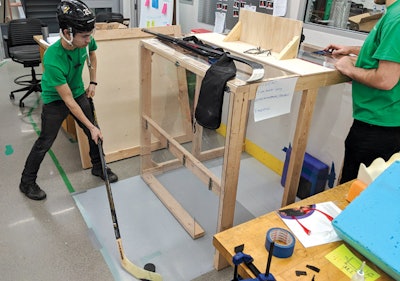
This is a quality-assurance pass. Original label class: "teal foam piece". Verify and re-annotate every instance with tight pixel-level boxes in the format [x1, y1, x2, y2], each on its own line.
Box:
[332, 161, 400, 280]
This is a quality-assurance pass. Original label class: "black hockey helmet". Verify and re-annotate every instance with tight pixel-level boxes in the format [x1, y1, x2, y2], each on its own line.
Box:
[57, 0, 95, 32]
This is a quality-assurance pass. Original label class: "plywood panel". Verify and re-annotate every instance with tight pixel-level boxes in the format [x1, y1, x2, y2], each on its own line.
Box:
[240, 10, 302, 52]
[78, 26, 191, 168]
[223, 10, 303, 59]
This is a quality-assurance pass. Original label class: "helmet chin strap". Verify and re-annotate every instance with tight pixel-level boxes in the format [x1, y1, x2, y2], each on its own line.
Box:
[59, 28, 74, 47]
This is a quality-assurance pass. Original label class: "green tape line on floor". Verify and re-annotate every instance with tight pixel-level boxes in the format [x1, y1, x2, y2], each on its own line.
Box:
[28, 97, 76, 193]
[0, 60, 8, 67]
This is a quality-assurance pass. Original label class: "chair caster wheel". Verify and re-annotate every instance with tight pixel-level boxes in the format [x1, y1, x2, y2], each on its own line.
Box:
[10, 93, 15, 100]
[19, 102, 24, 108]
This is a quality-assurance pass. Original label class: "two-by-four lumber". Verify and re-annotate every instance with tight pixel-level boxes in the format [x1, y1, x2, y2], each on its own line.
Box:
[142, 173, 205, 239]
[214, 87, 251, 270]
[141, 172, 205, 239]
[142, 115, 221, 195]
[281, 88, 319, 206]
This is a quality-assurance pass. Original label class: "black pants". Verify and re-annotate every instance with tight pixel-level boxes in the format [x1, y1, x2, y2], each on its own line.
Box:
[21, 94, 100, 185]
[340, 119, 400, 184]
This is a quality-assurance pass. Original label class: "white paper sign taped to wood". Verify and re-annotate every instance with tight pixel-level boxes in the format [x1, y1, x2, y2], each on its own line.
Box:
[254, 76, 298, 122]
[273, 0, 288, 17]
[214, 12, 226, 33]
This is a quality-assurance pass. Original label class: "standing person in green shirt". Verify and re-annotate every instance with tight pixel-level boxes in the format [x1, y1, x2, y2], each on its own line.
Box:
[325, 0, 400, 183]
[19, 0, 118, 201]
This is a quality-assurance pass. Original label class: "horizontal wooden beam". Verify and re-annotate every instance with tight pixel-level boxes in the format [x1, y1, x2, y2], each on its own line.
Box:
[141, 172, 205, 239]
[143, 114, 221, 195]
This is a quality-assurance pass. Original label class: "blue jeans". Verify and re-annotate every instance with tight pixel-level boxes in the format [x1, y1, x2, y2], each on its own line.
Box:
[21, 94, 101, 184]
[339, 119, 400, 183]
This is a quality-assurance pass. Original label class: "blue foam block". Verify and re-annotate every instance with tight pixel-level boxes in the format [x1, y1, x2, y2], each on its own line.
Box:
[332, 161, 400, 280]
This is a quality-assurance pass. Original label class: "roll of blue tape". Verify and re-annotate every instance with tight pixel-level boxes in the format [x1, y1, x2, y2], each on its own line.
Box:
[265, 228, 295, 258]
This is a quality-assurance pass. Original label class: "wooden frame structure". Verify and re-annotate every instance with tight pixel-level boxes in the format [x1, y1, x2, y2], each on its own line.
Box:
[139, 28, 349, 269]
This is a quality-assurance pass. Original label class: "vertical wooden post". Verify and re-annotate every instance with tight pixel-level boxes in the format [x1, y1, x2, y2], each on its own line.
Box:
[281, 88, 319, 206]
[176, 66, 192, 137]
[214, 87, 250, 270]
[140, 44, 153, 172]
[192, 75, 203, 158]
[6, 0, 22, 21]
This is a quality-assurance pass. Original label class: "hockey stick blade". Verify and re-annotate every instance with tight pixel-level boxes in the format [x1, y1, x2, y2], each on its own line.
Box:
[116, 238, 162, 281]
[248, 68, 265, 83]
[98, 140, 163, 281]
[91, 98, 163, 281]
[142, 29, 264, 83]
[226, 54, 265, 82]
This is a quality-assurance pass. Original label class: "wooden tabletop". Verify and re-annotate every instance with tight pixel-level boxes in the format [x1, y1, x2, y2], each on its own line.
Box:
[213, 181, 393, 280]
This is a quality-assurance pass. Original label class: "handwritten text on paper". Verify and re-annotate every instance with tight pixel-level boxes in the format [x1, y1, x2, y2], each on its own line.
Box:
[254, 76, 298, 122]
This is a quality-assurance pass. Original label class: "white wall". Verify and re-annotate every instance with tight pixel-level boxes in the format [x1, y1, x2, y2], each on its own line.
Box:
[175, 0, 364, 185]
[179, 0, 311, 34]
[178, 0, 214, 33]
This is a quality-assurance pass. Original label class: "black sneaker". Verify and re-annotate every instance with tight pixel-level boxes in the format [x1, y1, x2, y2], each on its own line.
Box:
[91, 167, 118, 183]
[19, 182, 47, 200]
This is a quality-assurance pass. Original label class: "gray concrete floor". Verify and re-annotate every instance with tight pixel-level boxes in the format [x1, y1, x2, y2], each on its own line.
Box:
[1, 59, 121, 281]
[0, 59, 283, 281]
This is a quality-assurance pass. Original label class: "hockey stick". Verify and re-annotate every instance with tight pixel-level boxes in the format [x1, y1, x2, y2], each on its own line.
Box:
[89, 98, 163, 281]
[141, 28, 264, 83]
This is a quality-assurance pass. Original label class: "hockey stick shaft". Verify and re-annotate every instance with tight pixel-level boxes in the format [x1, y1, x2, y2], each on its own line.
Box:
[141, 29, 264, 82]
[89, 98, 162, 281]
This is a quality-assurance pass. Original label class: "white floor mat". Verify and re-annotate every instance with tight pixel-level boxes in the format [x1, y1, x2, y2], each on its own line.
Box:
[73, 157, 282, 281]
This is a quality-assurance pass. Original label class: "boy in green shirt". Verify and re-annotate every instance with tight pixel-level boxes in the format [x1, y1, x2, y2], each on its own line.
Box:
[20, 0, 118, 200]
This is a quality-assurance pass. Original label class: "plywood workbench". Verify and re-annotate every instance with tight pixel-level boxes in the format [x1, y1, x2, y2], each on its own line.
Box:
[139, 29, 350, 270]
[213, 181, 393, 280]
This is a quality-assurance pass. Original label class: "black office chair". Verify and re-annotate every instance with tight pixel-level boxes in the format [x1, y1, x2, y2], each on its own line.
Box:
[5, 18, 43, 107]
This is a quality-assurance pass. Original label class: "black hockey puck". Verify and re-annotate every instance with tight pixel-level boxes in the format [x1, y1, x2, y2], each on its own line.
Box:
[140, 263, 156, 281]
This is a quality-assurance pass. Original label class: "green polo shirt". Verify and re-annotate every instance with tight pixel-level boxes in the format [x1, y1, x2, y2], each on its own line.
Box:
[41, 37, 97, 104]
[352, 1, 400, 126]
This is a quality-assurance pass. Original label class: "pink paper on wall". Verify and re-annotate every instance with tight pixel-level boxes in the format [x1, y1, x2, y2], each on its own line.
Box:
[161, 3, 167, 14]
[139, 0, 174, 27]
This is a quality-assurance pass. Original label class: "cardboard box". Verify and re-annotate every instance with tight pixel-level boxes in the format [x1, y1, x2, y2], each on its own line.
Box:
[61, 115, 77, 141]
[349, 12, 383, 32]
[95, 22, 127, 30]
